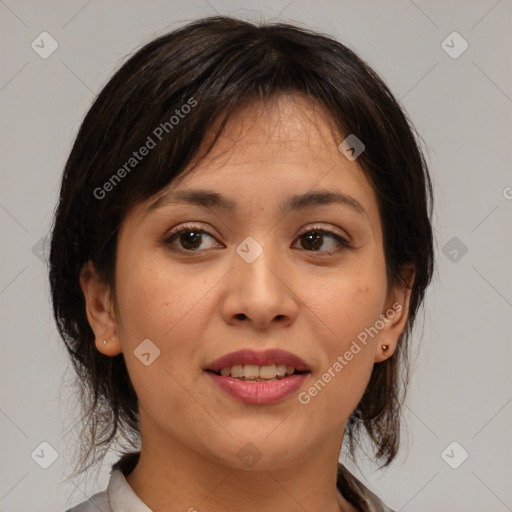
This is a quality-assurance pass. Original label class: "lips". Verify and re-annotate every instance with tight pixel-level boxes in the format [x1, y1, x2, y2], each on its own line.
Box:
[205, 349, 312, 404]
[206, 348, 311, 373]
[207, 372, 309, 404]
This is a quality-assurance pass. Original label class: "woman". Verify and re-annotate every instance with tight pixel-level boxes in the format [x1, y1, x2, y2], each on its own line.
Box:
[51, 15, 434, 512]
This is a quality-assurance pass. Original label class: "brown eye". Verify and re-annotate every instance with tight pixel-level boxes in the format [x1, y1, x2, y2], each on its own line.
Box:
[176, 230, 203, 250]
[164, 226, 221, 252]
[300, 231, 323, 251]
[295, 229, 350, 253]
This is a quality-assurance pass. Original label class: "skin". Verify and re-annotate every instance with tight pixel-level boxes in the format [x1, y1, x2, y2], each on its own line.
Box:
[80, 93, 414, 512]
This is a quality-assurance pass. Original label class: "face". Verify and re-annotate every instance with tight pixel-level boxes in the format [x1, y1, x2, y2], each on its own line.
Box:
[82, 93, 411, 472]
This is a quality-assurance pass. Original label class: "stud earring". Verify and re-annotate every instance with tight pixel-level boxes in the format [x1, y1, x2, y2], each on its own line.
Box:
[381, 344, 389, 352]
[103, 339, 108, 345]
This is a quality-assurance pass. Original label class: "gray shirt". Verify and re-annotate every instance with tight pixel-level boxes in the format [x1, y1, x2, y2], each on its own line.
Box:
[65, 452, 395, 512]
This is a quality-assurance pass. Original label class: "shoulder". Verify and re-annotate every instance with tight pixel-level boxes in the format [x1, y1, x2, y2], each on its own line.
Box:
[64, 489, 111, 512]
[63, 456, 151, 512]
[337, 463, 395, 512]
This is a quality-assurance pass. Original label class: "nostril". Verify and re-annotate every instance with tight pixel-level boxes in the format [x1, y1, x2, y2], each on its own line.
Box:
[235, 313, 247, 320]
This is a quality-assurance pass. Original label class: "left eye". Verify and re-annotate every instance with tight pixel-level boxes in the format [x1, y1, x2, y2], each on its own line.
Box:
[293, 229, 350, 253]
[164, 226, 350, 253]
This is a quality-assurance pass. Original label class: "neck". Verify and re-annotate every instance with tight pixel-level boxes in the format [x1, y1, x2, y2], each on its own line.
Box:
[125, 430, 356, 512]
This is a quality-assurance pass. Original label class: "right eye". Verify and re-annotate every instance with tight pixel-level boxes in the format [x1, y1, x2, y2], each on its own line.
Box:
[163, 225, 223, 252]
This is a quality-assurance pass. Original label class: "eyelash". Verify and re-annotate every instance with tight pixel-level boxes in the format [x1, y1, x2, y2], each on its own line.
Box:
[163, 223, 351, 255]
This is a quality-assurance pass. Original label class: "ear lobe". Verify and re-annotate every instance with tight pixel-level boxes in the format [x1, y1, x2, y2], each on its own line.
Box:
[79, 261, 122, 356]
[374, 266, 415, 363]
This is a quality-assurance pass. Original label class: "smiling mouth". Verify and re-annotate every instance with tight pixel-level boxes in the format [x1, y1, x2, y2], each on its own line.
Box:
[207, 363, 311, 382]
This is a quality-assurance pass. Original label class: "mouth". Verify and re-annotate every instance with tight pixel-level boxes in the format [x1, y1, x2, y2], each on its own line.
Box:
[205, 349, 312, 404]
[206, 364, 310, 382]
[205, 348, 311, 377]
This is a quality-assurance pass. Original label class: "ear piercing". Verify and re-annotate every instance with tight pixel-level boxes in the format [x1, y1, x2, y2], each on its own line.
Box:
[103, 339, 108, 345]
[381, 344, 389, 352]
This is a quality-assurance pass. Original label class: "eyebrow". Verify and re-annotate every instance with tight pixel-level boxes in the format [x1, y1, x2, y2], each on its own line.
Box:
[145, 188, 367, 217]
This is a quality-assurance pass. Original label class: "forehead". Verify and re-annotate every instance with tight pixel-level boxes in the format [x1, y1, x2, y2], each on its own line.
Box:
[129, 93, 380, 235]
[169, 94, 377, 211]
[193, 93, 345, 169]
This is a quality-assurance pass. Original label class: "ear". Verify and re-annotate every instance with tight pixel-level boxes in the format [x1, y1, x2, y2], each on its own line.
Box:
[374, 266, 415, 363]
[79, 261, 122, 357]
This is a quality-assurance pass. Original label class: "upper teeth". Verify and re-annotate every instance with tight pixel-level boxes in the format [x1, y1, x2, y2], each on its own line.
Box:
[219, 364, 296, 379]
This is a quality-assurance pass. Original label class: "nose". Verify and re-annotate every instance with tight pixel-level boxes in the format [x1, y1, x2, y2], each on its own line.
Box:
[220, 238, 299, 331]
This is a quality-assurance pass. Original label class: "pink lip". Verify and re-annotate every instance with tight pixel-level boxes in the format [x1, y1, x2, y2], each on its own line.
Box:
[206, 348, 311, 373]
[205, 348, 311, 405]
[206, 372, 309, 404]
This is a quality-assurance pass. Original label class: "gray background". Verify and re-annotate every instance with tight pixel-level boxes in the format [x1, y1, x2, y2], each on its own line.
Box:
[1, 1, 511, 511]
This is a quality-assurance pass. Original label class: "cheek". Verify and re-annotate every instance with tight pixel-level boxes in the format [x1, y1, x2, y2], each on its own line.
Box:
[114, 251, 226, 373]
[307, 265, 388, 351]
[115, 251, 199, 339]
[114, 260, 174, 342]
[320, 285, 382, 330]
[113, 253, 214, 413]
[316, 281, 382, 378]
[298, 284, 381, 425]
[296, 262, 387, 417]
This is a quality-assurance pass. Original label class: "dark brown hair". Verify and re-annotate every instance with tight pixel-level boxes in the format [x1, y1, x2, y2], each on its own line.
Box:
[49, 15, 434, 477]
